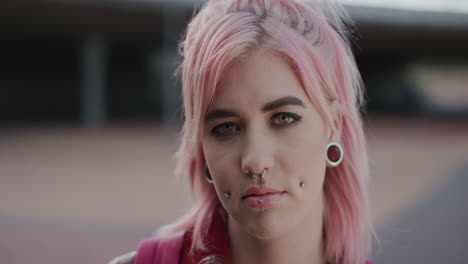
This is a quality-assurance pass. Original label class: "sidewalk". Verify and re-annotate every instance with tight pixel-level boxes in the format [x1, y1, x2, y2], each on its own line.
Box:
[1, 117, 467, 263]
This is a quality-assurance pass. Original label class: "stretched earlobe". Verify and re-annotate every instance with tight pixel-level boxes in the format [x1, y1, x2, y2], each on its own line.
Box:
[204, 165, 213, 184]
[326, 141, 344, 167]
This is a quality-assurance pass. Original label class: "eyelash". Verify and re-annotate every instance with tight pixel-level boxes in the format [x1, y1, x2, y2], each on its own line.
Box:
[210, 112, 302, 137]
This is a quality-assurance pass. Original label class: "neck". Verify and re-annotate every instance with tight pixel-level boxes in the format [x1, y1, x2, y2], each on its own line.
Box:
[228, 206, 326, 264]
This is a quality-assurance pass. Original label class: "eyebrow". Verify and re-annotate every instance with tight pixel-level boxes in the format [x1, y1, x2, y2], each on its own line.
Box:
[205, 109, 240, 122]
[205, 96, 305, 122]
[261, 96, 305, 112]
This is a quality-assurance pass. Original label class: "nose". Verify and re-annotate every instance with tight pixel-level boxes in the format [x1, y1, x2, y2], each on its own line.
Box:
[240, 129, 274, 178]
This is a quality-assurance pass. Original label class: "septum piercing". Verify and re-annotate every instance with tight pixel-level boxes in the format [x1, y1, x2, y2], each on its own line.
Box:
[249, 170, 265, 179]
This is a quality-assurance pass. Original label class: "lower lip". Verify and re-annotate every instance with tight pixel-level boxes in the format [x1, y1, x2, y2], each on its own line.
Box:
[243, 192, 285, 209]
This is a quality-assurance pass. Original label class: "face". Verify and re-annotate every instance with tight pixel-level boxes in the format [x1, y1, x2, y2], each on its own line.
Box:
[201, 49, 333, 240]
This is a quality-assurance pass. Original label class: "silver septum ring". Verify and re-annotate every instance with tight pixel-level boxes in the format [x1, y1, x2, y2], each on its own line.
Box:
[259, 170, 265, 179]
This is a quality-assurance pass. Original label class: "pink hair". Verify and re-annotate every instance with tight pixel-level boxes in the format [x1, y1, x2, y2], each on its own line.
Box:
[158, 0, 373, 263]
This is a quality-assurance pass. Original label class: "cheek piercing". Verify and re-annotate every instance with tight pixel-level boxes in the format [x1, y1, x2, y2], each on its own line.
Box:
[300, 182, 305, 188]
[224, 192, 231, 199]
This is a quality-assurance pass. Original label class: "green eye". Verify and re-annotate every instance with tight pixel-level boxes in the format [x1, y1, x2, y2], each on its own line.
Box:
[220, 123, 235, 132]
[272, 112, 302, 127]
[277, 114, 292, 124]
[211, 122, 239, 136]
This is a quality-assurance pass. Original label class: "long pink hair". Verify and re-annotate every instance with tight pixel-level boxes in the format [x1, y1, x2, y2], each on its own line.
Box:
[158, 0, 373, 263]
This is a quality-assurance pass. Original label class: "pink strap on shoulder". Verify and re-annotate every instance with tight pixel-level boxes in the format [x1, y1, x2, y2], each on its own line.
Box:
[134, 233, 184, 264]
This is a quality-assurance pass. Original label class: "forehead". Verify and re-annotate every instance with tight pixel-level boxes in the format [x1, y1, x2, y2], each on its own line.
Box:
[212, 49, 308, 108]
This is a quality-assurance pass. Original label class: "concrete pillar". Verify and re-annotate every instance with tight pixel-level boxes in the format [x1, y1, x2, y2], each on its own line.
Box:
[158, 7, 185, 128]
[80, 35, 109, 127]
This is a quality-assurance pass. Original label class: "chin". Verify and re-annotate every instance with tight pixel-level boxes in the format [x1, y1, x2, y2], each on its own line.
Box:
[242, 212, 293, 241]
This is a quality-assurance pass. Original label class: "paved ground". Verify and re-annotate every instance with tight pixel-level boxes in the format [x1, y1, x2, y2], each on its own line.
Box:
[373, 164, 468, 264]
[0, 117, 467, 263]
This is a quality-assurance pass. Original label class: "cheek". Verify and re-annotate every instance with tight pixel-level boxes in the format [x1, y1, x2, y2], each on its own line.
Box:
[289, 141, 326, 182]
[279, 122, 328, 185]
[203, 140, 239, 187]
[278, 129, 327, 220]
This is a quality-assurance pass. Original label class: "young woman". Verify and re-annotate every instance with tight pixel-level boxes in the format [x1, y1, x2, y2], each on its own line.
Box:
[110, 0, 373, 263]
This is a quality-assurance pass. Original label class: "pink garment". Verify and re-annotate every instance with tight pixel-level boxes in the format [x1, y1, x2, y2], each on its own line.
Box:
[134, 229, 374, 264]
[135, 236, 373, 264]
[134, 233, 183, 264]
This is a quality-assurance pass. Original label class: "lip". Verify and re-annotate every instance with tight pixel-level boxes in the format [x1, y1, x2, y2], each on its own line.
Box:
[242, 187, 286, 209]
[242, 186, 283, 198]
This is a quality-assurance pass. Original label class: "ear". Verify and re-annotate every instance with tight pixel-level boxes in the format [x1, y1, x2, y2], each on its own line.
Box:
[328, 100, 343, 142]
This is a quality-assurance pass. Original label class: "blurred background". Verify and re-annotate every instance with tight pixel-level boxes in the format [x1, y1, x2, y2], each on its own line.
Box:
[0, 0, 467, 263]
